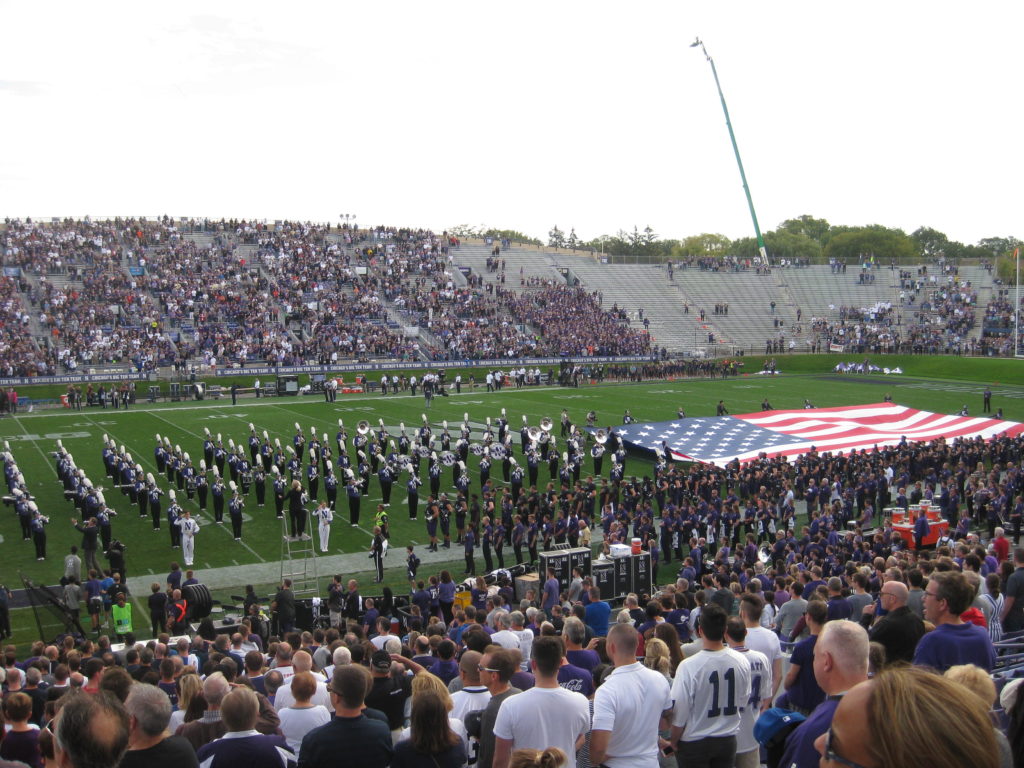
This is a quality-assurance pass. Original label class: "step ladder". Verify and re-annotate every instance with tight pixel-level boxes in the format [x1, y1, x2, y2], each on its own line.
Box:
[279, 515, 319, 597]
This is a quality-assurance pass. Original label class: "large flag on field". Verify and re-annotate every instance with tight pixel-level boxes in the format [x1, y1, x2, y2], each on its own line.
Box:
[607, 402, 1024, 467]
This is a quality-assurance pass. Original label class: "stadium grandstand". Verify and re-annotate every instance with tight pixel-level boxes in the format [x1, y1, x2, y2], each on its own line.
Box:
[1, 217, 1020, 381]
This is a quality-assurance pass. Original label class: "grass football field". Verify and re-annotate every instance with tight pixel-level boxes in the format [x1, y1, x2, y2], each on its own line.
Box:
[1, 356, 1021, 647]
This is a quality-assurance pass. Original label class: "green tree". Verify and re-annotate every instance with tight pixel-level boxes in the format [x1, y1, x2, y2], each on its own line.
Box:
[977, 236, 1022, 259]
[910, 226, 950, 258]
[727, 236, 760, 260]
[777, 215, 831, 245]
[548, 226, 566, 249]
[672, 233, 731, 260]
[480, 228, 542, 246]
[764, 230, 822, 262]
[823, 226, 917, 263]
[566, 228, 579, 250]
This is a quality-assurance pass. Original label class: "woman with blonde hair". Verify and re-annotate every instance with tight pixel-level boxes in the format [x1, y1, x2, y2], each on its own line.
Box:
[816, 666, 998, 768]
[509, 747, 568, 768]
[944, 665, 1013, 768]
[169, 670, 202, 731]
[391, 690, 466, 768]
[398, 672, 469, 757]
[643, 637, 672, 680]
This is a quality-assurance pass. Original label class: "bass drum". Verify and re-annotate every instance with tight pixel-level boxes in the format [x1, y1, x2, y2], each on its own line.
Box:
[183, 583, 213, 620]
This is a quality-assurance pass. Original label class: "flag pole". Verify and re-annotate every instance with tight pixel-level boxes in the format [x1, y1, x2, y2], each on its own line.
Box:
[1016, 247, 1020, 357]
[691, 38, 768, 264]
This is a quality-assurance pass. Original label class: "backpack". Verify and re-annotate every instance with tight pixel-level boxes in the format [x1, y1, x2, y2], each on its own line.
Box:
[755, 708, 807, 768]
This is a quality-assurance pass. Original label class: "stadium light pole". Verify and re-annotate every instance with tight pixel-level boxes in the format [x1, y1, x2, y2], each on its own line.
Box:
[690, 38, 768, 264]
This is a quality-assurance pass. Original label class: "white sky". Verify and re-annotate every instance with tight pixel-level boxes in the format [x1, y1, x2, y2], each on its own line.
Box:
[1, 1, 1021, 246]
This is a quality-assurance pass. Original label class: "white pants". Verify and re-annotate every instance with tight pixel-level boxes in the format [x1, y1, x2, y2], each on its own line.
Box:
[319, 523, 331, 552]
[182, 536, 195, 566]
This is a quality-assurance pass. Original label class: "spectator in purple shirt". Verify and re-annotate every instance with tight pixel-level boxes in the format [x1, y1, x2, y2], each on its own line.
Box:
[825, 577, 852, 621]
[428, 639, 459, 686]
[914, 571, 996, 672]
[542, 569, 560, 615]
[781, 600, 827, 715]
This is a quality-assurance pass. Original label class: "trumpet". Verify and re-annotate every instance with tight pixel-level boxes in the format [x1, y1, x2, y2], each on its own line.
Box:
[356, 420, 371, 435]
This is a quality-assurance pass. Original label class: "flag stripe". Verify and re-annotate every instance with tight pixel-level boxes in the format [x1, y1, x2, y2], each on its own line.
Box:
[608, 402, 1024, 467]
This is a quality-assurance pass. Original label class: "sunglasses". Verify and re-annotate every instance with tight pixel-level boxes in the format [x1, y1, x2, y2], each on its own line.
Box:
[823, 727, 870, 768]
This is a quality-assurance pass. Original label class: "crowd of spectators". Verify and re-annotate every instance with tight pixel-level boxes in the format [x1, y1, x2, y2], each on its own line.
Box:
[5, 217, 1021, 374]
[0, 277, 51, 377]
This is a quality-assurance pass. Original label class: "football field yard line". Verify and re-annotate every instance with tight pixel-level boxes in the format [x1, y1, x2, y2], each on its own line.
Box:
[8, 415, 62, 481]
[77, 413, 268, 564]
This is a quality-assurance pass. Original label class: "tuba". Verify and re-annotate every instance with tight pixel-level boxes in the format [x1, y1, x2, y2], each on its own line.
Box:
[528, 426, 542, 443]
[356, 420, 371, 435]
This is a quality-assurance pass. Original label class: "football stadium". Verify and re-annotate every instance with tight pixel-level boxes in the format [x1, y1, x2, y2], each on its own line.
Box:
[1, 6, 1022, 768]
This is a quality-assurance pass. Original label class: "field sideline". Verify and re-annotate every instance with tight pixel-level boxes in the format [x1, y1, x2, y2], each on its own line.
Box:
[1, 362, 1022, 647]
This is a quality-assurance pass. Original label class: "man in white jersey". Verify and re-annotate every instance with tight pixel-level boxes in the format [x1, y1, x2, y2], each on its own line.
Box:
[176, 510, 199, 567]
[590, 623, 673, 768]
[725, 616, 772, 768]
[740, 593, 781, 702]
[492, 635, 590, 768]
[670, 603, 751, 768]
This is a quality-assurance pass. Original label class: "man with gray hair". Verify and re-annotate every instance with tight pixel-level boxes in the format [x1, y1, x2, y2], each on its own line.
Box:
[122, 684, 199, 768]
[778, 619, 870, 768]
[176, 672, 232, 751]
[509, 611, 533, 668]
[196, 687, 294, 768]
[53, 690, 130, 768]
[323, 645, 351, 682]
[490, 613, 520, 649]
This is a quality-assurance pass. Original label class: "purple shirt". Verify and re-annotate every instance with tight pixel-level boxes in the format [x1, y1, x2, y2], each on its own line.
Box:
[913, 621, 996, 672]
[557, 663, 595, 697]
[542, 577, 560, 612]
[779, 696, 840, 768]
[429, 659, 459, 685]
[565, 649, 601, 673]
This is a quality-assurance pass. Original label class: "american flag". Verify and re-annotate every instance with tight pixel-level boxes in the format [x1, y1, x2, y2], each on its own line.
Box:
[606, 403, 1024, 467]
